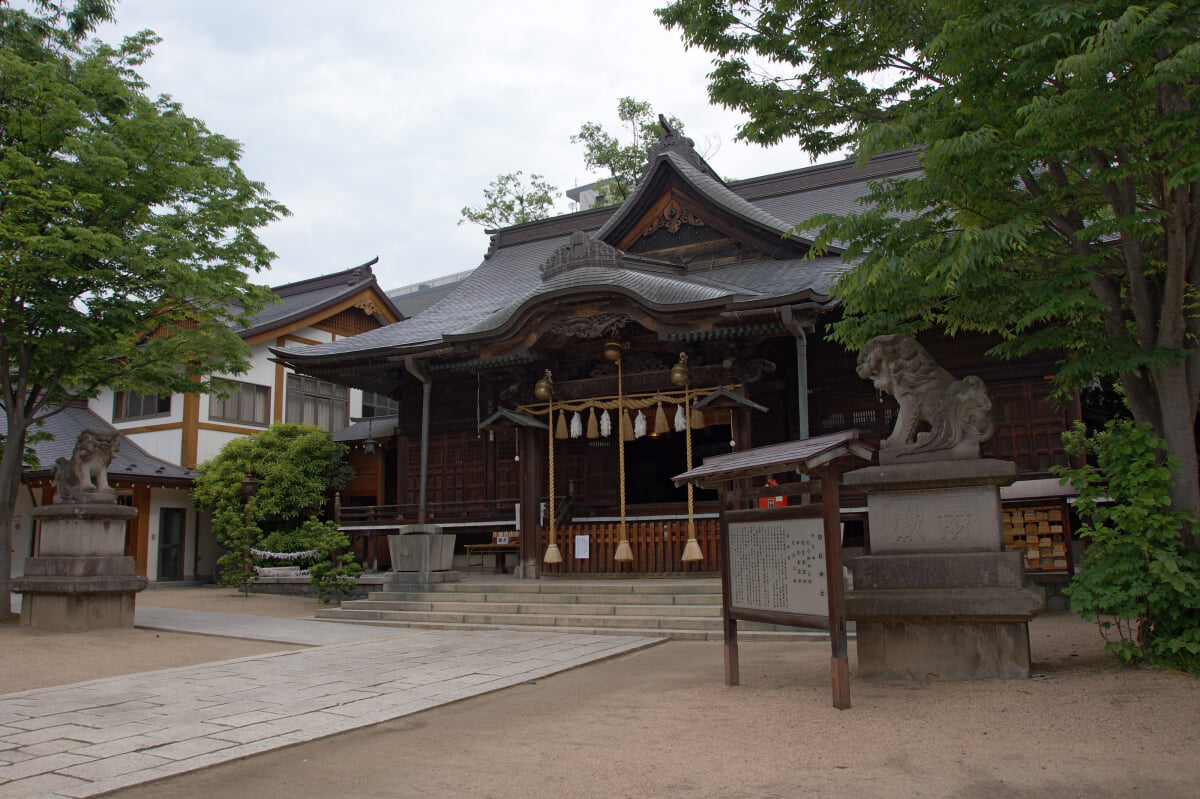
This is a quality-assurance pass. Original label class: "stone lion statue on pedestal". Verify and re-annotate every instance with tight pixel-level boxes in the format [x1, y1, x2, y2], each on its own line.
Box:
[856, 334, 995, 463]
[54, 428, 120, 504]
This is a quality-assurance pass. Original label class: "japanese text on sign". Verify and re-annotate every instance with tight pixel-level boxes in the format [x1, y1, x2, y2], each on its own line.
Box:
[728, 517, 827, 617]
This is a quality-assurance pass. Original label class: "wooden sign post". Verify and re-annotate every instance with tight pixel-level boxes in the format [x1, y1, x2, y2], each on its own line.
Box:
[674, 431, 872, 710]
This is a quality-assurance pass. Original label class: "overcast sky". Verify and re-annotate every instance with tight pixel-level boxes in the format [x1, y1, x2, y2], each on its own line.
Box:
[96, 1, 820, 292]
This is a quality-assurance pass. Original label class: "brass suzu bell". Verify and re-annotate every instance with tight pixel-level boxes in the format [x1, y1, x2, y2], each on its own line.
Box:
[533, 370, 553, 401]
[670, 353, 689, 386]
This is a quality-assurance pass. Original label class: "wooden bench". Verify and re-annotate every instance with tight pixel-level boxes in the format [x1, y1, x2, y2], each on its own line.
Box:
[464, 534, 520, 575]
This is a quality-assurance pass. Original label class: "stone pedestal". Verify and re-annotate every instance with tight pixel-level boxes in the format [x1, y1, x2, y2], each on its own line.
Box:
[13, 503, 147, 632]
[844, 459, 1045, 680]
[386, 524, 459, 586]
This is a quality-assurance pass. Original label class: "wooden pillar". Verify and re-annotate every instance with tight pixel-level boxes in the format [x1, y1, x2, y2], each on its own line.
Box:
[133, 483, 152, 578]
[820, 467, 850, 709]
[517, 425, 544, 579]
[718, 490, 739, 686]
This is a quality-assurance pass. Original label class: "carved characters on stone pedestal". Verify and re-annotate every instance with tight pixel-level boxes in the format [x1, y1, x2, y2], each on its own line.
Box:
[856, 334, 995, 463]
[53, 427, 120, 504]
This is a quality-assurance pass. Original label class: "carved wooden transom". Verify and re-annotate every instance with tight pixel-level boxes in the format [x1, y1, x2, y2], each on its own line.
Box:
[640, 199, 705, 239]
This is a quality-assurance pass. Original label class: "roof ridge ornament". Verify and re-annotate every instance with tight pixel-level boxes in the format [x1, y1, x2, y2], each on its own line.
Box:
[644, 114, 711, 178]
[541, 230, 624, 280]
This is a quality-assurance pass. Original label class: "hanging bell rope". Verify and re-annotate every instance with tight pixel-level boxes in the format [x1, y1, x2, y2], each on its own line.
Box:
[613, 353, 633, 562]
[675, 354, 703, 562]
[537, 370, 562, 565]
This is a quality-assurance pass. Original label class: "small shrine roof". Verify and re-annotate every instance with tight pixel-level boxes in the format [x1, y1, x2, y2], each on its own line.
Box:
[673, 430, 875, 489]
[11, 405, 194, 486]
[238, 257, 403, 339]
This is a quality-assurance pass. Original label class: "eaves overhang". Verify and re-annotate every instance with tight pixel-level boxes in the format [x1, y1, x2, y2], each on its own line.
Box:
[440, 277, 741, 349]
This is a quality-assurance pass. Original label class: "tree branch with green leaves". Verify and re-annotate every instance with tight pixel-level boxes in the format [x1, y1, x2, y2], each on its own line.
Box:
[0, 0, 287, 613]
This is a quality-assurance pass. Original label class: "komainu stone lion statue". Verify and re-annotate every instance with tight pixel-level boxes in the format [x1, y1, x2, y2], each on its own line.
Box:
[54, 428, 120, 504]
[856, 334, 995, 463]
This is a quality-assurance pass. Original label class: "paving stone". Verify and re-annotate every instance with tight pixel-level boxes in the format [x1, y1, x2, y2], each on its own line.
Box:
[66, 735, 163, 759]
[139, 737, 236, 761]
[0, 771, 89, 798]
[16, 740, 89, 757]
[1, 623, 662, 799]
[56, 751, 171, 782]
[0, 752, 94, 782]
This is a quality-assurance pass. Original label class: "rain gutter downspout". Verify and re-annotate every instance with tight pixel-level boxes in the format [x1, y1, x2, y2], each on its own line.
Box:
[404, 356, 433, 524]
[780, 307, 811, 441]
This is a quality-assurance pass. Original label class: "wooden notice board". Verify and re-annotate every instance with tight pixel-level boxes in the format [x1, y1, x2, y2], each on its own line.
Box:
[674, 430, 873, 710]
[726, 506, 831, 628]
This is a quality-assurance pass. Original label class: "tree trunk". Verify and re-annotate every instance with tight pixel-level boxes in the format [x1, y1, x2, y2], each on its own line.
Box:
[1150, 363, 1200, 553]
[0, 420, 28, 621]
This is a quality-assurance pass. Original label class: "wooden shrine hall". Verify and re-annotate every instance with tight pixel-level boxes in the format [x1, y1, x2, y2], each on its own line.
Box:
[273, 126, 1078, 579]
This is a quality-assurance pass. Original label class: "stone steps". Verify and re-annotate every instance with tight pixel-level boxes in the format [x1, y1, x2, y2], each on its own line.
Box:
[314, 578, 839, 642]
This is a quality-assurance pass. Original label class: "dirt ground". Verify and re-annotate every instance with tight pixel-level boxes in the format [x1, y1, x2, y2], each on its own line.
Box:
[4, 588, 1199, 798]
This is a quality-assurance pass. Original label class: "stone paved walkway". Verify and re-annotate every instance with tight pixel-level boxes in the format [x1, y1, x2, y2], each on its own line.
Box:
[0, 621, 664, 799]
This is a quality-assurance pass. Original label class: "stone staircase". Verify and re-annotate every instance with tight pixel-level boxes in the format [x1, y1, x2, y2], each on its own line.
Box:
[313, 577, 835, 642]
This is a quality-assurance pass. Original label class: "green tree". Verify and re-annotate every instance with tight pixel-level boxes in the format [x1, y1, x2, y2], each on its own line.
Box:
[190, 424, 353, 589]
[1054, 420, 1200, 673]
[458, 170, 560, 229]
[572, 96, 684, 206]
[659, 1, 1200, 551]
[0, 0, 287, 613]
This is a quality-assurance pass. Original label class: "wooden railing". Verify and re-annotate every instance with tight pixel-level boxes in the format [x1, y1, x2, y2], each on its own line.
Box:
[334, 497, 521, 526]
[539, 518, 721, 575]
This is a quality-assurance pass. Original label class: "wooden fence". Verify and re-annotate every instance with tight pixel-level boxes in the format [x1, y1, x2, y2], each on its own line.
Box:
[539, 518, 721, 575]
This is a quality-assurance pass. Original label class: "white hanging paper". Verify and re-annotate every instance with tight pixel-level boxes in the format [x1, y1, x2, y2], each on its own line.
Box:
[570, 411, 583, 439]
[634, 409, 647, 438]
[674, 404, 686, 432]
[600, 409, 612, 437]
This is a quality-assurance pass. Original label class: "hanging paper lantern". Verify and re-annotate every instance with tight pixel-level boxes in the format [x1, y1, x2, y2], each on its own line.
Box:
[600, 409, 612, 437]
[674, 404, 687, 432]
[570, 411, 583, 439]
[586, 407, 599, 439]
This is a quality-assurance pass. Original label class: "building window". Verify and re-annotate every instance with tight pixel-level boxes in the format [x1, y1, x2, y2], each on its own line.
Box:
[113, 391, 171, 422]
[362, 391, 398, 418]
[209, 381, 270, 426]
[286, 375, 348, 432]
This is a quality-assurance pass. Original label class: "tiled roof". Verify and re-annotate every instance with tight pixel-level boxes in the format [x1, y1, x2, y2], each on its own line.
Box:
[238, 257, 403, 337]
[8, 405, 194, 484]
[271, 148, 921, 368]
[332, 415, 399, 443]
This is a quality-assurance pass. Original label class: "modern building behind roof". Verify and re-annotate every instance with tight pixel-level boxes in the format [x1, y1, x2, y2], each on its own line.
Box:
[386, 270, 473, 318]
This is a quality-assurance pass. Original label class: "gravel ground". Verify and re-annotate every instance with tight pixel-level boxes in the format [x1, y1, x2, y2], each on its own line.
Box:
[3, 588, 1198, 798]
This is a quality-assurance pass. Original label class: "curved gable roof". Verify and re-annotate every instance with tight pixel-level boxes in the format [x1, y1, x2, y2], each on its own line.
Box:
[270, 148, 919, 377]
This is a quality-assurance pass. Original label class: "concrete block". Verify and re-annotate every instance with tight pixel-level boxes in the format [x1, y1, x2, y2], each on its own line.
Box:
[855, 620, 1033, 680]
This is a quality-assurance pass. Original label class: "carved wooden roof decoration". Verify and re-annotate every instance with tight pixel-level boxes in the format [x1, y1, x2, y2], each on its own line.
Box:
[541, 231, 623, 280]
